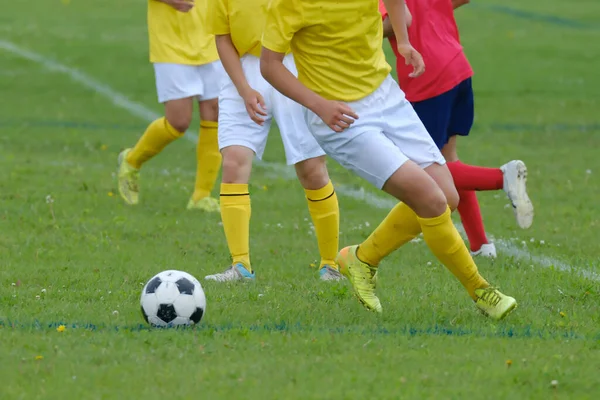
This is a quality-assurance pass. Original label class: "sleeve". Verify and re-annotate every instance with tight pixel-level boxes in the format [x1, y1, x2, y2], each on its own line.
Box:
[261, 0, 305, 53]
[208, 0, 230, 35]
[379, 0, 388, 20]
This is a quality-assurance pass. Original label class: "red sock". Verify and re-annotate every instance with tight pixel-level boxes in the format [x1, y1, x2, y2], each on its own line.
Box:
[457, 190, 488, 251]
[447, 161, 504, 191]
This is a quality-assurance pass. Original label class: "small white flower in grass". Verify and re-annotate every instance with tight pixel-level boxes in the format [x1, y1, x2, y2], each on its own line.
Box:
[45, 195, 54, 204]
[11, 282, 15, 286]
[218, 221, 223, 226]
[112, 310, 119, 316]
[365, 221, 370, 227]
[277, 223, 283, 228]
[521, 241, 527, 247]
[550, 380, 559, 388]
[41, 288, 46, 293]
[530, 238, 535, 243]
[504, 203, 511, 209]
[494, 194, 501, 199]
[35, 295, 40, 300]
[540, 240, 545, 245]
[586, 169, 592, 175]
[258, 294, 264, 298]
[108, 291, 112, 294]
[427, 262, 432, 266]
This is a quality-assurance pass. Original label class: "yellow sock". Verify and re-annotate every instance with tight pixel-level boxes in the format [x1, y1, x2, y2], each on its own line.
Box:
[305, 181, 339, 268]
[220, 183, 251, 272]
[418, 207, 489, 300]
[193, 120, 222, 201]
[357, 202, 421, 267]
[126, 117, 183, 169]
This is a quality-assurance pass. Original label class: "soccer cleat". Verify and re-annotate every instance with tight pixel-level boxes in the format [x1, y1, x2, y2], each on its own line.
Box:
[204, 263, 255, 282]
[337, 245, 382, 313]
[319, 264, 345, 281]
[187, 196, 220, 212]
[117, 148, 140, 205]
[501, 160, 534, 229]
[471, 243, 497, 258]
[474, 287, 517, 320]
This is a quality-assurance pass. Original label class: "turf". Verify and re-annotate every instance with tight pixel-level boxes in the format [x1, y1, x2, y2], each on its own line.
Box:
[1, 1, 599, 399]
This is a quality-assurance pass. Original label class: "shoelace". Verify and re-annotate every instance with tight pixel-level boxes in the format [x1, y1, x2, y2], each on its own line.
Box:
[479, 288, 501, 306]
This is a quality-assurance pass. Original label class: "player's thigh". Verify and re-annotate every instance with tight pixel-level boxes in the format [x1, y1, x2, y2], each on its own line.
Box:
[218, 56, 272, 159]
[272, 93, 325, 167]
[154, 63, 201, 131]
[196, 61, 226, 122]
[305, 108, 406, 189]
[411, 91, 454, 151]
[380, 78, 446, 171]
[447, 78, 474, 141]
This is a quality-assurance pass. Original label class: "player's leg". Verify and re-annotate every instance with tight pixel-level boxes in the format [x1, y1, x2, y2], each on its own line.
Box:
[411, 80, 494, 256]
[294, 156, 342, 281]
[308, 77, 516, 318]
[442, 136, 496, 257]
[188, 61, 227, 212]
[444, 79, 533, 229]
[204, 56, 271, 282]
[276, 54, 341, 281]
[118, 63, 195, 205]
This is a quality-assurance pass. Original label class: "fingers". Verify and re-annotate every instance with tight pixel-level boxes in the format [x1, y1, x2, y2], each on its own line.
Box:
[246, 99, 267, 125]
[408, 51, 425, 78]
[328, 103, 358, 132]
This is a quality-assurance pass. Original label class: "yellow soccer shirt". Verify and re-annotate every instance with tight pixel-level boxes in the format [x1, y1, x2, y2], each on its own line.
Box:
[262, 0, 391, 102]
[208, 0, 270, 58]
[147, 0, 218, 65]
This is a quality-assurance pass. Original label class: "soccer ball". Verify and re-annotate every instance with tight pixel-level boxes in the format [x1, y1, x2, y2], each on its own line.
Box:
[140, 270, 206, 327]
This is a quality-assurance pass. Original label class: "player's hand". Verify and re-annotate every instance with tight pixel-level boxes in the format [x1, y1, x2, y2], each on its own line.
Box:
[397, 43, 425, 78]
[316, 100, 358, 132]
[161, 0, 194, 13]
[241, 88, 268, 125]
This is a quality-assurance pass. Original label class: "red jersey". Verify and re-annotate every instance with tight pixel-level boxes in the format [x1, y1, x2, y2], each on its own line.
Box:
[379, 0, 473, 102]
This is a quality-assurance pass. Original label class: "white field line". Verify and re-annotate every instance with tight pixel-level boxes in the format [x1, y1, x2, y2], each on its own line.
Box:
[3, 39, 597, 282]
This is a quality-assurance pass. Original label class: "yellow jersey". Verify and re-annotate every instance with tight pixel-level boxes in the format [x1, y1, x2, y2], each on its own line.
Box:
[262, 0, 391, 102]
[147, 0, 218, 65]
[208, 0, 270, 58]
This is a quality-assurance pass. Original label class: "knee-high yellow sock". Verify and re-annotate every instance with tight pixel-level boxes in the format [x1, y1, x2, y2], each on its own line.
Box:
[220, 183, 251, 271]
[418, 207, 489, 300]
[305, 181, 339, 268]
[126, 117, 183, 169]
[193, 121, 222, 201]
[357, 202, 421, 267]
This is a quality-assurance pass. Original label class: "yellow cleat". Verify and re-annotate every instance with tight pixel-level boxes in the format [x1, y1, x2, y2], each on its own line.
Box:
[475, 287, 517, 320]
[117, 148, 139, 205]
[337, 245, 382, 313]
[186, 196, 220, 212]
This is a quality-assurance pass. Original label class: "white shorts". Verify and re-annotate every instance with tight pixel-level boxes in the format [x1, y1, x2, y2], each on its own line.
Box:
[304, 76, 445, 189]
[218, 54, 325, 165]
[153, 61, 226, 103]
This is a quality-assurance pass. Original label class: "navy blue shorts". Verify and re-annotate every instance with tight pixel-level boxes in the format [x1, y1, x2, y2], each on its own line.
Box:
[410, 78, 474, 150]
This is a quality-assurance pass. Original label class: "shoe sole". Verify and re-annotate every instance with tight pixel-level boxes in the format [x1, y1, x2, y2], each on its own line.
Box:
[505, 161, 533, 229]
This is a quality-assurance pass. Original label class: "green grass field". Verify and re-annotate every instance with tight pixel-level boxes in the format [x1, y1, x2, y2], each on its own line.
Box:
[1, 1, 599, 398]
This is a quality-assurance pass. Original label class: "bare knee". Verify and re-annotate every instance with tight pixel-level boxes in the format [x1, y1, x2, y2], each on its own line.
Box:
[295, 156, 329, 190]
[199, 98, 219, 122]
[444, 185, 460, 211]
[164, 99, 193, 133]
[382, 162, 449, 218]
[221, 146, 254, 184]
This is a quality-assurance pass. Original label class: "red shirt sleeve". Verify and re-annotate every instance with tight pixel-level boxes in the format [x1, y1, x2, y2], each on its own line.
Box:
[379, 0, 388, 20]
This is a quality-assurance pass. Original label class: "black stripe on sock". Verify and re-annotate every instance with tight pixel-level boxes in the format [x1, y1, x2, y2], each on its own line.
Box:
[307, 190, 335, 202]
[220, 193, 250, 197]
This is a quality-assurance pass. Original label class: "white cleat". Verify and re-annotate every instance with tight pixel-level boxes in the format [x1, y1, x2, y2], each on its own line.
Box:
[501, 160, 534, 229]
[471, 243, 497, 258]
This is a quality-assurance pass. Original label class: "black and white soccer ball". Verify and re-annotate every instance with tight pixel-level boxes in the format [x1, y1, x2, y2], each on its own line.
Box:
[140, 270, 206, 327]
